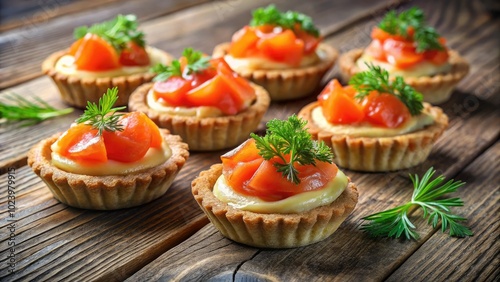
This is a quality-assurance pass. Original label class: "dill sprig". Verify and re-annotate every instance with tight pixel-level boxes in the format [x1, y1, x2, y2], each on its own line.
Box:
[361, 167, 473, 240]
[378, 7, 444, 52]
[250, 5, 320, 37]
[0, 93, 73, 126]
[74, 14, 145, 52]
[151, 47, 211, 82]
[350, 64, 424, 116]
[75, 87, 126, 135]
[250, 115, 333, 184]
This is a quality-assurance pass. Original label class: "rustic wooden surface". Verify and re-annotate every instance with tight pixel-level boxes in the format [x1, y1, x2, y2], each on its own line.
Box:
[1, 0, 499, 281]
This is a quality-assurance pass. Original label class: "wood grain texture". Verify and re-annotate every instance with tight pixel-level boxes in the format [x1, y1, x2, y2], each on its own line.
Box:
[126, 226, 259, 281]
[0, 0, 210, 89]
[124, 0, 500, 280]
[0, 154, 216, 281]
[0, 0, 121, 32]
[0, 0, 403, 90]
[386, 142, 500, 282]
[0, 0, 408, 170]
[0, 78, 81, 171]
[0, 0, 498, 281]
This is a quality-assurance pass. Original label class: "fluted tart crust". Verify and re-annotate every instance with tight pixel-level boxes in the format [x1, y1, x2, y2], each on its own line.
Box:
[42, 49, 173, 108]
[192, 164, 358, 248]
[298, 103, 448, 171]
[128, 82, 270, 151]
[27, 129, 189, 210]
[212, 43, 338, 101]
[339, 49, 469, 104]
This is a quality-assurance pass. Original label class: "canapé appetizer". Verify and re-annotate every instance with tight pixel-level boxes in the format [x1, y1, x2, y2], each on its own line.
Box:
[298, 64, 448, 171]
[28, 88, 189, 210]
[43, 14, 172, 108]
[192, 115, 358, 248]
[339, 7, 468, 104]
[128, 48, 270, 151]
[213, 5, 338, 101]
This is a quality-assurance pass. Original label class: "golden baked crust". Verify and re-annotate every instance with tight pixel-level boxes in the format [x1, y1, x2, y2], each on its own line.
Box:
[27, 129, 189, 210]
[212, 43, 338, 101]
[339, 48, 469, 104]
[128, 82, 270, 151]
[42, 49, 173, 108]
[192, 164, 358, 248]
[298, 102, 448, 171]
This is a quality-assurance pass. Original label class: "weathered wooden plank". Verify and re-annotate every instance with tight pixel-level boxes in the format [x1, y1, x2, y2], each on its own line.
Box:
[0, 1, 416, 281]
[124, 118, 499, 281]
[125, 135, 499, 281]
[0, 0, 406, 172]
[0, 0, 406, 90]
[386, 142, 500, 282]
[126, 226, 259, 281]
[0, 0, 211, 89]
[0, 0, 121, 32]
[0, 0, 498, 281]
[125, 0, 500, 280]
[0, 154, 217, 281]
[0, 78, 81, 171]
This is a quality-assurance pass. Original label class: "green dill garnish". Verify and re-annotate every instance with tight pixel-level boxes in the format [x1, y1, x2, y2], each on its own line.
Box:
[250, 115, 333, 184]
[74, 14, 145, 52]
[250, 5, 320, 37]
[75, 87, 126, 135]
[151, 47, 211, 82]
[361, 167, 473, 240]
[349, 64, 424, 116]
[0, 93, 73, 126]
[378, 7, 444, 52]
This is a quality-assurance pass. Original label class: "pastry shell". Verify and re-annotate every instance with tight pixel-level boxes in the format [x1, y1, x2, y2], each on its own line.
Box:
[42, 49, 173, 108]
[128, 82, 270, 151]
[339, 49, 469, 104]
[298, 103, 448, 171]
[192, 164, 358, 248]
[27, 129, 189, 210]
[212, 43, 338, 101]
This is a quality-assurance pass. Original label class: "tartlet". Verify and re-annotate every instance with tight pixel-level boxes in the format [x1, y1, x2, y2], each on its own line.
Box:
[192, 116, 358, 248]
[28, 129, 188, 210]
[27, 88, 189, 210]
[212, 5, 338, 101]
[339, 49, 469, 104]
[192, 164, 358, 248]
[298, 102, 448, 171]
[42, 14, 172, 108]
[339, 7, 469, 104]
[213, 43, 338, 101]
[129, 82, 269, 151]
[298, 64, 449, 171]
[128, 48, 270, 151]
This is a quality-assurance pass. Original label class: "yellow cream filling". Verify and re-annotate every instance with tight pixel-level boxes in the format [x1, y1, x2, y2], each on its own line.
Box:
[146, 89, 223, 118]
[311, 106, 434, 138]
[223, 48, 323, 72]
[55, 47, 170, 78]
[50, 140, 171, 176]
[357, 53, 451, 77]
[213, 169, 348, 214]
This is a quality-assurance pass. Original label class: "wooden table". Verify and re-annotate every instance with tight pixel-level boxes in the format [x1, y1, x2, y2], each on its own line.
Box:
[1, 0, 498, 281]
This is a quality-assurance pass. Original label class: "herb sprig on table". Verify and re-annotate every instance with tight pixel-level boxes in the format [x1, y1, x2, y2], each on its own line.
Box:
[151, 48, 211, 82]
[250, 4, 320, 37]
[349, 64, 424, 116]
[361, 167, 473, 240]
[76, 87, 126, 135]
[250, 115, 333, 184]
[378, 7, 444, 52]
[0, 93, 73, 126]
[74, 14, 146, 51]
